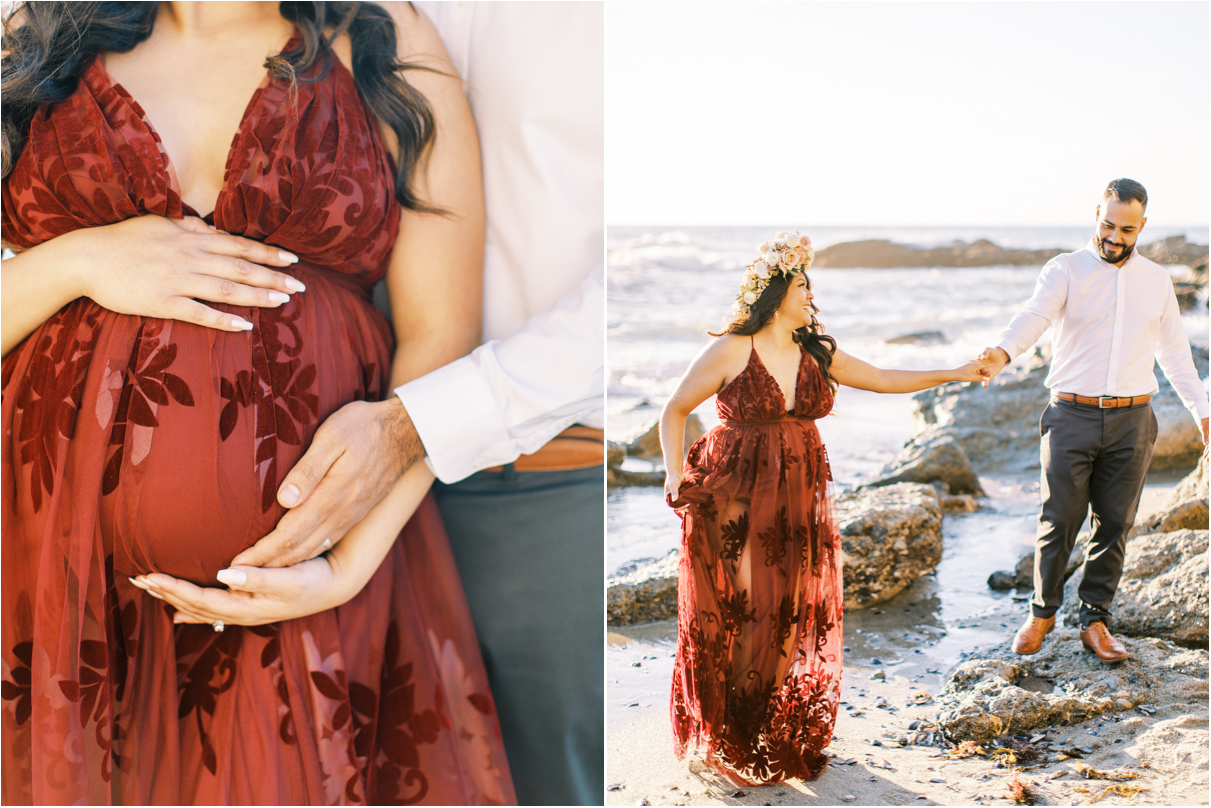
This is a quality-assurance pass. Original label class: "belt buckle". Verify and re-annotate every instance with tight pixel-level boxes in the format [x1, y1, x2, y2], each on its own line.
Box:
[1098, 396, 1115, 409]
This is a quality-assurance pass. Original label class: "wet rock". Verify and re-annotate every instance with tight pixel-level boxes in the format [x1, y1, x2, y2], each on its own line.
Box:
[607, 550, 679, 625]
[838, 483, 943, 610]
[1150, 360, 1210, 470]
[988, 570, 1016, 591]
[607, 440, 627, 468]
[886, 330, 947, 346]
[1059, 528, 1208, 647]
[863, 432, 984, 496]
[936, 629, 1207, 742]
[606, 466, 665, 488]
[941, 494, 981, 513]
[1130, 456, 1209, 537]
[911, 345, 1207, 473]
[625, 415, 706, 460]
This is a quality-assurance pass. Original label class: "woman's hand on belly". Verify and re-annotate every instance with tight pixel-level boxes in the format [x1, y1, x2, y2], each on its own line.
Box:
[130, 462, 437, 626]
[3, 214, 308, 355]
[81, 215, 308, 329]
[131, 556, 342, 627]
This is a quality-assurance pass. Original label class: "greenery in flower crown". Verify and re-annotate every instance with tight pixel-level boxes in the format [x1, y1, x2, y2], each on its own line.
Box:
[732, 231, 815, 317]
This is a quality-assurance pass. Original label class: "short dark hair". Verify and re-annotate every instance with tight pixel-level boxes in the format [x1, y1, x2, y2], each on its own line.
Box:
[1103, 178, 1148, 211]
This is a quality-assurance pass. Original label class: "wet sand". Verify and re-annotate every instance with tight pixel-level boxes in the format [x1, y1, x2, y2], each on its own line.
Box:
[605, 477, 1207, 806]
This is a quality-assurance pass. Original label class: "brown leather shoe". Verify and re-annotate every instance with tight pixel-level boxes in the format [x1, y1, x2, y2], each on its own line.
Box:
[1080, 621, 1128, 663]
[1012, 615, 1055, 655]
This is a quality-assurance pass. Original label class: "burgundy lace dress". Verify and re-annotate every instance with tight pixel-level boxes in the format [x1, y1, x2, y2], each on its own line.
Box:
[668, 342, 843, 784]
[1, 41, 515, 805]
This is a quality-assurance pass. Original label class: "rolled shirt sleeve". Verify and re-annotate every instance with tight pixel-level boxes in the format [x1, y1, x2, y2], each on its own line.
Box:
[395, 268, 605, 483]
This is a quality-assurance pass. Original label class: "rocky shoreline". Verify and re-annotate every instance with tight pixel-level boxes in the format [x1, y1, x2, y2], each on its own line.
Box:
[812, 234, 1208, 272]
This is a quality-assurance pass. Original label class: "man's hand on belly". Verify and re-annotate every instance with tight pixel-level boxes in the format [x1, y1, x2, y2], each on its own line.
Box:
[228, 397, 425, 568]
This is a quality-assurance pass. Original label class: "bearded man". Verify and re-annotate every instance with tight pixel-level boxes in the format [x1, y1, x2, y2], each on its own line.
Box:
[979, 178, 1209, 662]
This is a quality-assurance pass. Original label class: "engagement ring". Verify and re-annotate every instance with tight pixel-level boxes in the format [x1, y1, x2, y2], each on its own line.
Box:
[212, 620, 225, 633]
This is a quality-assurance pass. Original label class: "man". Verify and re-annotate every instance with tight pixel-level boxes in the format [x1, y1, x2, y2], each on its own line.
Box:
[979, 178, 1208, 663]
[220, 4, 605, 803]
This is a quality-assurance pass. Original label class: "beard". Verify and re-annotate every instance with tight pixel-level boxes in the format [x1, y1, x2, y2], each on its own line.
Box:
[1096, 234, 1134, 264]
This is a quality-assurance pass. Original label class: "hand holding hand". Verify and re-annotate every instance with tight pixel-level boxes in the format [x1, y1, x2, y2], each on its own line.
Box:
[76, 215, 305, 331]
[953, 359, 994, 384]
[976, 346, 1011, 387]
[228, 398, 425, 569]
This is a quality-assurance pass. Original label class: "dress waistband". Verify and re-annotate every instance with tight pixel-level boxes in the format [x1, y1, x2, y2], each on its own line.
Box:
[719, 417, 816, 426]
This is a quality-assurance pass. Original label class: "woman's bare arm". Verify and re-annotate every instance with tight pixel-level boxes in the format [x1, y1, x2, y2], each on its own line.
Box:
[659, 336, 748, 500]
[831, 347, 989, 393]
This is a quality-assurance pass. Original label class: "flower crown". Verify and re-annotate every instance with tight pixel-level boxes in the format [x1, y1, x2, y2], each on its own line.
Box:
[732, 231, 814, 317]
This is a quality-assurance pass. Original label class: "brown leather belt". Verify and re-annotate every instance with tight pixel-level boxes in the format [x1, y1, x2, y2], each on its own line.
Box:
[484, 425, 604, 473]
[1053, 392, 1151, 409]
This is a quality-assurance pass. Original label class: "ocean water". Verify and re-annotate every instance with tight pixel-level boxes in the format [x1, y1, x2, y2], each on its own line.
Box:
[607, 224, 1209, 573]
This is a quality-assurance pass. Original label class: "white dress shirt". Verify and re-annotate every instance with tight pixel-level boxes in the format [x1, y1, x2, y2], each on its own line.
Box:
[996, 239, 1208, 424]
[397, 2, 605, 483]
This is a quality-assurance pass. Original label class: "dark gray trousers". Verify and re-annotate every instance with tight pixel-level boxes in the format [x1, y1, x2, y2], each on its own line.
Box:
[1031, 398, 1157, 627]
[434, 464, 604, 806]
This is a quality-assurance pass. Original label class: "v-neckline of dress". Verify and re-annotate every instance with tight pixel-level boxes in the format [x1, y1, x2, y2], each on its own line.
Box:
[750, 343, 805, 414]
[94, 30, 299, 221]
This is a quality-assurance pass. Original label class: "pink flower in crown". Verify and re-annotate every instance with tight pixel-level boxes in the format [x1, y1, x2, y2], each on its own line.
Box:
[780, 246, 807, 270]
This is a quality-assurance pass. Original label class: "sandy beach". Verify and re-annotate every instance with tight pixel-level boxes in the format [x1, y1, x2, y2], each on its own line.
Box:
[606, 481, 1208, 807]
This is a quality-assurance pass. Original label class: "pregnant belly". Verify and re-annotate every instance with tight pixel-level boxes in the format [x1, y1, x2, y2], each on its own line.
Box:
[1, 269, 395, 585]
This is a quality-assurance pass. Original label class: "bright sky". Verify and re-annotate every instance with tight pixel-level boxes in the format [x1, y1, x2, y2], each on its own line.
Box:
[606, 1, 1209, 227]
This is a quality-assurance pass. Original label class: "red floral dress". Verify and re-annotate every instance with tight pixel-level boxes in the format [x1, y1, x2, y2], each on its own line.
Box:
[0, 40, 514, 805]
[669, 341, 843, 784]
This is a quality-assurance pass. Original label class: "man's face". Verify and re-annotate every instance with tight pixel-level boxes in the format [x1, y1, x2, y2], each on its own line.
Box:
[1094, 196, 1146, 266]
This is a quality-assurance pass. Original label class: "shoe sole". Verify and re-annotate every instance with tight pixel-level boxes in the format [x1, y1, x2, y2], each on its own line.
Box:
[1081, 642, 1128, 663]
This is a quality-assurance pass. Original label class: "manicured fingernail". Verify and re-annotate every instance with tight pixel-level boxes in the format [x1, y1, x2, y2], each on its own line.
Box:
[232, 316, 254, 331]
[279, 251, 299, 264]
[268, 291, 290, 305]
[217, 568, 247, 587]
[279, 484, 300, 507]
[129, 576, 149, 590]
[285, 277, 306, 293]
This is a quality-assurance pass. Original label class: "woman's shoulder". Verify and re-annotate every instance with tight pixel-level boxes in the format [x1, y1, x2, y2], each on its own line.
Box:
[692, 333, 752, 381]
[702, 332, 751, 359]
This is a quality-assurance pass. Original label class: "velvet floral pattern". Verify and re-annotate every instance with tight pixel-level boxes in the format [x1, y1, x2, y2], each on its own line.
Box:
[1, 37, 514, 806]
[668, 343, 842, 785]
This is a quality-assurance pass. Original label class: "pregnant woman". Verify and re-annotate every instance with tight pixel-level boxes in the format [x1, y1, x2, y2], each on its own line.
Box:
[660, 233, 989, 785]
[1, 2, 512, 804]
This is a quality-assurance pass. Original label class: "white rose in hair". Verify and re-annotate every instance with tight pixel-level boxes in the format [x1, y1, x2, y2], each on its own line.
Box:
[743, 291, 757, 304]
[758, 242, 770, 253]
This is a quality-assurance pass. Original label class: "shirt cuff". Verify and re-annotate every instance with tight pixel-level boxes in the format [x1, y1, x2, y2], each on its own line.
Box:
[394, 359, 513, 484]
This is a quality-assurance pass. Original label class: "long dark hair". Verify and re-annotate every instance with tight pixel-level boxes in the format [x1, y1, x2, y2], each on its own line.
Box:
[710, 272, 838, 392]
[1, 1, 439, 212]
